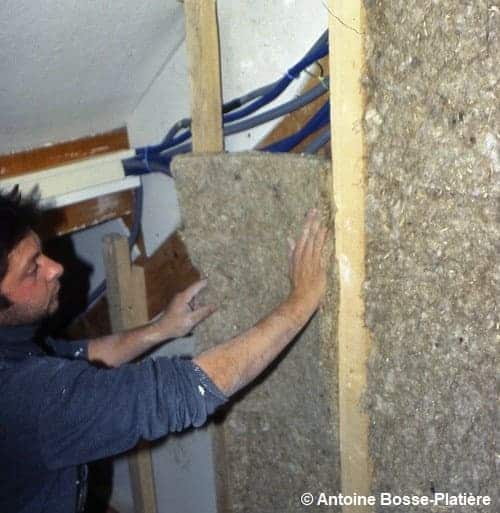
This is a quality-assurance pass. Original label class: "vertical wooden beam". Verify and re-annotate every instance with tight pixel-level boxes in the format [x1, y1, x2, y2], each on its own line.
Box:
[184, 0, 224, 152]
[328, 1, 372, 510]
[102, 234, 158, 513]
[183, 4, 228, 511]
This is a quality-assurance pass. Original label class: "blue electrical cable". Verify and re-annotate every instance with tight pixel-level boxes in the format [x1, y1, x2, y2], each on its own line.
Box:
[261, 101, 330, 153]
[159, 79, 330, 154]
[222, 78, 329, 138]
[223, 44, 328, 124]
[123, 157, 172, 176]
[135, 81, 280, 158]
[125, 101, 330, 175]
[156, 77, 330, 155]
[150, 82, 281, 152]
[303, 126, 331, 154]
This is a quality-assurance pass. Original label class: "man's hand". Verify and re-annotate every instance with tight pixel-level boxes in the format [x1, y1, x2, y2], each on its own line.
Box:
[287, 208, 329, 317]
[152, 279, 217, 340]
[88, 280, 216, 367]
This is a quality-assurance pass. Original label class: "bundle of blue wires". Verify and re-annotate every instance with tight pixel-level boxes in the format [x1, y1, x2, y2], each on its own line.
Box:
[123, 29, 330, 177]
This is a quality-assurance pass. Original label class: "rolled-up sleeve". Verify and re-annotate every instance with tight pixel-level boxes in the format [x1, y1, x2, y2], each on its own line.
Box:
[36, 356, 227, 470]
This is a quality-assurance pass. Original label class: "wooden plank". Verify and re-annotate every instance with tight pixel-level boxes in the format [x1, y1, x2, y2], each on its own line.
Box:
[184, 0, 224, 152]
[328, 1, 372, 510]
[0, 127, 129, 178]
[0, 127, 132, 237]
[39, 189, 134, 239]
[184, 3, 228, 511]
[102, 234, 158, 513]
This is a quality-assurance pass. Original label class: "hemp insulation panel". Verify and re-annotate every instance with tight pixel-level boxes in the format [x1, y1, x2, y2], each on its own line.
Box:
[363, 1, 499, 510]
[172, 152, 339, 512]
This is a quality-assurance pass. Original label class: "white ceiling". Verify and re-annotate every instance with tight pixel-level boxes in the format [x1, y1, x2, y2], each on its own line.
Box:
[0, 0, 184, 154]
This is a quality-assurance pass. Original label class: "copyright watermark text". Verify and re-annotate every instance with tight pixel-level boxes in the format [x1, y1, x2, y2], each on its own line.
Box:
[300, 492, 492, 507]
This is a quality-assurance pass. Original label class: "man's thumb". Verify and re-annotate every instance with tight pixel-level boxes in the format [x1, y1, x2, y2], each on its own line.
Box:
[190, 304, 217, 326]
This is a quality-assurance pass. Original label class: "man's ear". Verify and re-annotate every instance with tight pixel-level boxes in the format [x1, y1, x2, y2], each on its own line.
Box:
[0, 275, 13, 310]
[0, 278, 13, 310]
[0, 293, 13, 310]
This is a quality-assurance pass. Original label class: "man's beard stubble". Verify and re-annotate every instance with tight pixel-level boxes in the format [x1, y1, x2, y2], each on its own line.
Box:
[0, 290, 59, 326]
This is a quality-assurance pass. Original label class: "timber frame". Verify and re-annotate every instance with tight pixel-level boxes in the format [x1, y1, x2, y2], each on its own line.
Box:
[329, 1, 372, 510]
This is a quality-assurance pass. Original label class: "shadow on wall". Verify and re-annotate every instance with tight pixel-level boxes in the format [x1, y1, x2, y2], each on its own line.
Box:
[43, 234, 93, 335]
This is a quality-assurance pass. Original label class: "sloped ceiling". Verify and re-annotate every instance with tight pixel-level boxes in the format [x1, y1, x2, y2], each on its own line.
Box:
[0, 0, 184, 154]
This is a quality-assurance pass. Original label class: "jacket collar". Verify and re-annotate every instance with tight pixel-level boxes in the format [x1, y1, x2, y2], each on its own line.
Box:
[0, 323, 46, 358]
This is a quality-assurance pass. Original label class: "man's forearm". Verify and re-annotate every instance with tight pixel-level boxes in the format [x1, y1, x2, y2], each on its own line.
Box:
[88, 322, 169, 367]
[193, 294, 317, 397]
[87, 278, 216, 367]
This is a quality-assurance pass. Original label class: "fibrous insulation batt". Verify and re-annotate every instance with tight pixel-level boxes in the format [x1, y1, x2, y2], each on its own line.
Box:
[172, 151, 339, 513]
[363, 1, 499, 510]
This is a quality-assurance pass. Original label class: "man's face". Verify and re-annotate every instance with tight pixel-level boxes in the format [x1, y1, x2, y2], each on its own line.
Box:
[0, 231, 64, 325]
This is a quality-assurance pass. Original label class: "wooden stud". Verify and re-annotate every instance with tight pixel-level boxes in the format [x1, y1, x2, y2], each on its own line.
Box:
[183, 3, 229, 510]
[184, 0, 224, 153]
[102, 234, 158, 513]
[328, 1, 373, 510]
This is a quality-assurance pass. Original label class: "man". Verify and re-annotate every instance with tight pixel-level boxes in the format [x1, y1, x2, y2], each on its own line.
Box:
[0, 187, 329, 513]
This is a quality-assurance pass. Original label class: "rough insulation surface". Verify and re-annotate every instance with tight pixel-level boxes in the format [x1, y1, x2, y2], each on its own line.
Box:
[172, 152, 339, 512]
[363, 1, 499, 511]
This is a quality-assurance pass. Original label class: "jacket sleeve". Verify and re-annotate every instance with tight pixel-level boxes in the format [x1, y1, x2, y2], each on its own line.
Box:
[36, 355, 227, 470]
[44, 336, 89, 360]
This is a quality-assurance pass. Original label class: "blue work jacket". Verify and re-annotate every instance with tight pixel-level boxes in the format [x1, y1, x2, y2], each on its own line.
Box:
[0, 324, 227, 513]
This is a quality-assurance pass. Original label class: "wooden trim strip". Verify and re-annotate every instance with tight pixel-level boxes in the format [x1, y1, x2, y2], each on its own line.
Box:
[329, 1, 373, 510]
[0, 127, 129, 178]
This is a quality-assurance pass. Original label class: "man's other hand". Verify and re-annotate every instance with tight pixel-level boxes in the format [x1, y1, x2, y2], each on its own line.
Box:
[153, 280, 217, 340]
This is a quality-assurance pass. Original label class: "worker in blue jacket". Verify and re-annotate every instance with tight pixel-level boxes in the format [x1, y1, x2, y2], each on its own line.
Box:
[0, 187, 329, 513]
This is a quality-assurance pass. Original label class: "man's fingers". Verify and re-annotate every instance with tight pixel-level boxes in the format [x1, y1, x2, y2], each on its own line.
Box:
[294, 222, 309, 262]
[294, 209, 317, 264]
[287, 237, 296, 269]
[313, 226, 329, 262]
[189, 304, 217, 326]
[181, 279, 208, 303]
[304, 214, 321, 261]
[300, 210, 320, 265]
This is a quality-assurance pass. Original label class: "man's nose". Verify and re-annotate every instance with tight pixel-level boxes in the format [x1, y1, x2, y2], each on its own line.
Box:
[42, 255, 64, 281]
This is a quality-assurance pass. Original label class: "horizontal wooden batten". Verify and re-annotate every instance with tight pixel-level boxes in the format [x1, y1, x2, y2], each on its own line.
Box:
[0, 128, 130, 178]
[0, 128, 134, 238]
[39, 189, 135, 239]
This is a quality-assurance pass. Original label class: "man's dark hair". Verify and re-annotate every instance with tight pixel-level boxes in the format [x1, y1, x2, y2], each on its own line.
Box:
[0, 186, 41, 309]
